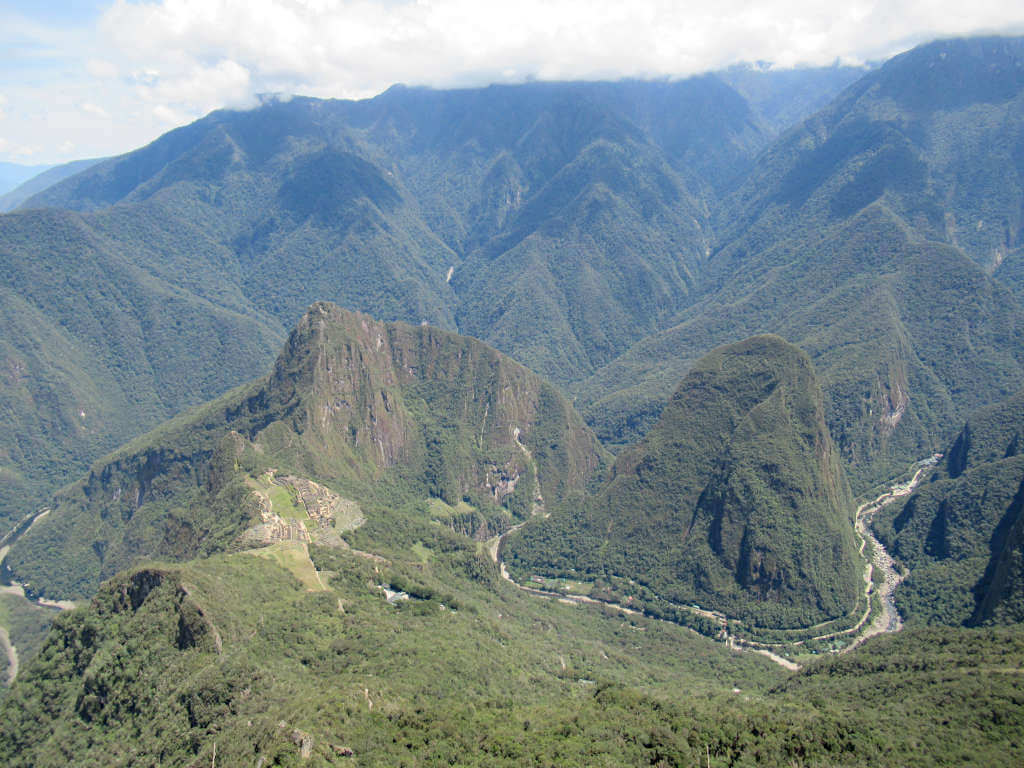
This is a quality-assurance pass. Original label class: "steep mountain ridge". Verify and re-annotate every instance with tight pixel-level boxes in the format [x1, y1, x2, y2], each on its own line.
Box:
[581, 37, 1024, 487]
[0, 158, 103, 213]
[712, 36, 1024, 272]
[508, 335, 860, 628]
[2, 43, 1024, 765]
[3, 38, 1024, 545]
[581, 202, 1024, 488]
[5, 303, 603, 599]
[875, 389, 1024, 626]
[0, 76, 773, 533]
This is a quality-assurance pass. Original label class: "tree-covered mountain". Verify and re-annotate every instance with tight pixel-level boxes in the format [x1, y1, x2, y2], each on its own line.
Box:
[2, 529, 1021, 767]
[3, 37, 1024, 766]
[0, 74, 783, 536]
[508, 335, 860, 628]
[0, 162, 52, 198]
[0, 158, 104, 213]
[582, 36, 1024, 489]
[4, 303, 603, 600]
[717, 61, 872, 135]
[4, 46, 1011, 537]
[0, 206, 287, 532]
[875, 389, 1024, 627]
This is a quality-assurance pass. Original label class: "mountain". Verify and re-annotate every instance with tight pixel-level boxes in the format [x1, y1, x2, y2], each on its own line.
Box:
[507, 335, 860, 629]
[3, 303, 603, 600]
[0, 207, 287, 533]
[0, 158, 105, 212]
[0, 162, 52, 197]
[712, 36, 1024, 272]
[717, 61, 873, 135]
[580, 36, 1024, 489]
[875, 389, 1024, 626]
[2, 531, 1022, 766]
[0, 54, 981, 537]
[0, 76, 777, 536]
[4, 43, 1024, 765]
[17, 79, 762, 384]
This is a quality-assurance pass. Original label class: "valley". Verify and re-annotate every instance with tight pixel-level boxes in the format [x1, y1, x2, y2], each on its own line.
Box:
[493, 457, 936, 669]
[2, 31, 1024, 767]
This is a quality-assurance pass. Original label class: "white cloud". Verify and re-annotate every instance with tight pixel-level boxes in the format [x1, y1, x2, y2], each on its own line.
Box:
[80, 102, 110, 119]
[0, 136, 43, 159]
[152, 103, 193, 125]
[86, 58, 118, 79]
[2, 0, 1024, 162]
[92, 0, 1024, 97]
[136, 58, 256, 117]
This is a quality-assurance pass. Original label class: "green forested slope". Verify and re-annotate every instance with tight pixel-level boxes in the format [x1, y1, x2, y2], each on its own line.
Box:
[875, 389, 1024, 626]
[1, 536, 1021, 767]
[0, 158, 104, 212]
[509, 335, 860, 628]
[0, 76, 772, 535]
[582, 37, 1024, 488]
[5, 303, 603, 600]
[717, 62, 872, 135]
[5, 44, 1023, 534]
[580, 203, 1024, 489]
[0, 208, 286, 529]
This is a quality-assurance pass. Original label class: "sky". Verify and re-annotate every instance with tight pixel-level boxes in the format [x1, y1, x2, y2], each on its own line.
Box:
[2, 0, 1024, 165]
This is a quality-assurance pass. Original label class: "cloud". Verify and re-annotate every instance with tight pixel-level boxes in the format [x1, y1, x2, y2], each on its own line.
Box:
[80, 102, 110, 119]
[86, 58, 118, 79]
[93, 0, 1024, 101]
[135, 58, 256, 117]
[3, 0, 1024, 162]
[0, 135, 43, 159]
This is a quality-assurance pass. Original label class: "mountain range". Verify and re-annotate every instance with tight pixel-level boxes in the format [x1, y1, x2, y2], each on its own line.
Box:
[2, 35, 1024, 766]
[6, 303, 602, 600]
[0, 64, 864, 535]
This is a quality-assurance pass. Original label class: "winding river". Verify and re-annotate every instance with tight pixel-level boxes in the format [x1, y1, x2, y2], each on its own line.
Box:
[490, 459, 935, 670]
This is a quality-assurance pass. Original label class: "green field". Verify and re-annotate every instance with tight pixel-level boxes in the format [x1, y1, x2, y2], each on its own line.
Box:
[247, 542, 323, 591]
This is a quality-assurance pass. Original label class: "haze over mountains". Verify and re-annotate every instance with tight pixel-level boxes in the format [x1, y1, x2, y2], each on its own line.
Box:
[2, 34, 1024, 766]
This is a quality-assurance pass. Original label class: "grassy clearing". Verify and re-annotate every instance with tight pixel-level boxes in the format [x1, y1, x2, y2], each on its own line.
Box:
[426, 497, 476, 518]
[410, 541, 433, 564]
[245, 542, 323, 591]
[267, 484, 305, 519]
[247, 473, 307, 520]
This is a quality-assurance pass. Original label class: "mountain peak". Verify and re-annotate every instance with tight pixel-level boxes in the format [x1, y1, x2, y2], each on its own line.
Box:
[508, 334, 859, 628]
[6, 305, 603, 599]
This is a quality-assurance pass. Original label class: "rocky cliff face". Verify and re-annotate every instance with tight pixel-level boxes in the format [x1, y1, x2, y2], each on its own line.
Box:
[267, 302, 602, 507]
[6, 303, 604, 599]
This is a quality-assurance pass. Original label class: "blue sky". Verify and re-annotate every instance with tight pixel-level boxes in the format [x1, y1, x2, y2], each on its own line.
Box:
[2, 1, 1024, 165]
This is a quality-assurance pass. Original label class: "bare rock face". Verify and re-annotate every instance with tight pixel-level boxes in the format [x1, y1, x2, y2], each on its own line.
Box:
[268, 302, 602, 512]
